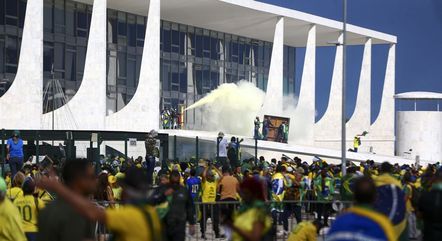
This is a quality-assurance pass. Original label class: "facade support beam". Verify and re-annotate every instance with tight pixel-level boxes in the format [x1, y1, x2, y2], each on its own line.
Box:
[106, 0, 161, 131]
[346, 38, 372, 146]
[293, 24, 316, 145]
[369, 44, 396, 155]
[314, 33, 343, 148]
[43, 0, 107, 130]
[261, 16, 284, 115]
[0, 0, 43, 129]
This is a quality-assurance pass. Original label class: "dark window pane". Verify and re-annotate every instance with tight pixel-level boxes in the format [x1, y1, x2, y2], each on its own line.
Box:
[136, 16, 145, 47]
[108, 17, 117, 44]
[127, 59, 135, 87]
[65, 50, 76, 81]
[0, 41, 4, 73]
[5, 36, 17, 65]
[77, 46, 86, 73]
[54, 2, 65, 33]
[0, 0, 5, 25]
[195, 34, 202, 57]
[66, 3, 75, 35]
[44, 2, 53, 32]
[18, 0, 26, 28]
[77, 7, 87, 37]
[117, 12, 126, 36]
[163, 28, 170, 52]
[179, 62, 187, 93]
[171, 30, 179, 53]
[6, 0, 18, 17]
[117, 52, 126, 78]
[54, 43, 64, 70]
[128, 22, 136, 47]
[162, 61, 170, 91]
[43, 42, 54, 72]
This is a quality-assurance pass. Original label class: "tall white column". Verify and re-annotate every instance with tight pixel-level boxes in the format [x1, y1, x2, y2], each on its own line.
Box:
[0, 0, 43, 129]
[369, 44, 396, 155]
[106, 0, 161, 131]
[347, 38, 372, 143]
[292, 24, 316, 145]
[314, 33, 343, 148]
[42, 0, 107, 130]
[261, 16, 284, 116]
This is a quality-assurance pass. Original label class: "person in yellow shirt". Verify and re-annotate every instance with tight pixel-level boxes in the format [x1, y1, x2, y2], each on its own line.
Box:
[33, 172, 54, 203]
[200, 164, 223, 239]
[38, 167, 162, 241]
[13, 177, 45, 241]
[0, 176, 27, 241]
[7, 171, 25, 201]
[287, 220, 321, 241]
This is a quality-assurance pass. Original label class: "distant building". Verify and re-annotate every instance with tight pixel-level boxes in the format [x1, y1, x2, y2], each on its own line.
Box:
[395, 91, 442, 164]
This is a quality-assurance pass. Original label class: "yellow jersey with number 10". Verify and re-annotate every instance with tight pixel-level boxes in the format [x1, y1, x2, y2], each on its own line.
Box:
[13, 195, 45, 232]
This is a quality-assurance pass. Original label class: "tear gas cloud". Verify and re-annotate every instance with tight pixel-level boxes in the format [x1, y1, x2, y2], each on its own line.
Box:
[186, 80, 313, 144]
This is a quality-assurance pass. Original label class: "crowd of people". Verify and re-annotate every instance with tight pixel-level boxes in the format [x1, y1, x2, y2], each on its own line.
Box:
[0, 131, 442, 241]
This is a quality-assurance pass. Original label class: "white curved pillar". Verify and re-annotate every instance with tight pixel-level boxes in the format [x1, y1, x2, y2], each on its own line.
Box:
[261, 16, 284, 115]
[106, 0, 160, 131]
[42, 0, 107, 130]
[0, 0, 43, 129]
[292, 24, 316, 145]
[347, 38, 372, 142]
[315, 33, 343, 148]
[369, 44, 395, 155]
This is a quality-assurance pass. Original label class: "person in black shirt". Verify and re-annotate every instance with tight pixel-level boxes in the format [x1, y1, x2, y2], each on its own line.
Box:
[163, 171, 196, 241]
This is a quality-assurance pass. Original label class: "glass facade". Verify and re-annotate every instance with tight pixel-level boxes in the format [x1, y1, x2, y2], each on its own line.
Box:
[42, 0, 91, 111]
[0, 0, 27, 95]
[0, 0, 297, 121]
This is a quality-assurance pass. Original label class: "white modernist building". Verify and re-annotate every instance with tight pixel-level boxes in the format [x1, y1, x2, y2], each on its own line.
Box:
[0, 0, 398, 160]
[395, 92, 442, 164]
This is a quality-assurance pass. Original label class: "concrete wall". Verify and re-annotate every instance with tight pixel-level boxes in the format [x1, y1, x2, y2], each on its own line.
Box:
[396, 111, 442, 163]
[0, 0, 43, 129]
[105, 0, 160, 132]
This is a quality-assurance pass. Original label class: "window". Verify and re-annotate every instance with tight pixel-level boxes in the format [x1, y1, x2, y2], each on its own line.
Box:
[44, 1, 53, 33]
[65, 46, 76, 81]
[54, 1, 65, 33]
[5, 36, 18, 66]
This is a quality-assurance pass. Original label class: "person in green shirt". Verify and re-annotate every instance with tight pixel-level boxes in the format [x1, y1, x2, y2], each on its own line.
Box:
[340, 166, 356, 202]
[313, 168, 334, 226]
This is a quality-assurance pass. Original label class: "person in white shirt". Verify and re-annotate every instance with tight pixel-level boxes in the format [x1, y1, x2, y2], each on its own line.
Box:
[217, 132, 229, 168]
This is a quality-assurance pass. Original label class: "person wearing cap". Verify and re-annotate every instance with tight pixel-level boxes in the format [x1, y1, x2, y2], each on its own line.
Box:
[38, 166, 162, 241]
[13, 177, 45, 241]
[0, 176, 26, 241]
[7, 130, 24, 178]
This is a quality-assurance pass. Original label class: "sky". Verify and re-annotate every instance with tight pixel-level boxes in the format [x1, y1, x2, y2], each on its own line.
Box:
[259, 0, 442, 122]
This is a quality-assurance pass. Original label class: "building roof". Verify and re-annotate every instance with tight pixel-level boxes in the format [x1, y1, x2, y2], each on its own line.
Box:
[395, 91, 442, 100]
[75, 0, 397, 47]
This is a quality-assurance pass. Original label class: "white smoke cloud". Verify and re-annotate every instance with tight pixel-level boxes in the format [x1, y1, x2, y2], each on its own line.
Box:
[187, 81, 315, 144]
[186, 81, 265, 136]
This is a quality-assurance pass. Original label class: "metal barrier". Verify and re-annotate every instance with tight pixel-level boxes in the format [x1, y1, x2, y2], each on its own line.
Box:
[93, 200, 351, 241]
